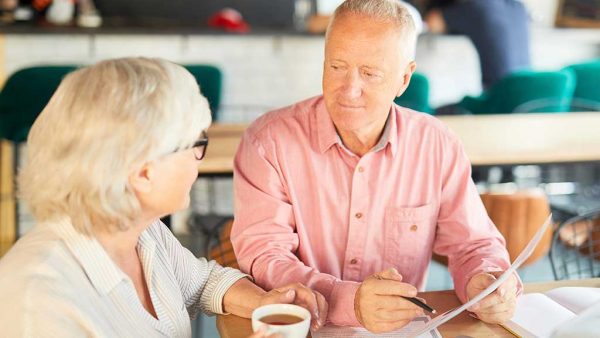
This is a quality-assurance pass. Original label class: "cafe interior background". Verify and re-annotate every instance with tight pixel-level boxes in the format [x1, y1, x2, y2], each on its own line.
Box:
[0, 0, 598, 336]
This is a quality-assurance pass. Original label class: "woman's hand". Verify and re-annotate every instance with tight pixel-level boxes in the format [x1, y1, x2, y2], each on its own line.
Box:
[247, 325, 282, 338]
[259, 283, 328, 331]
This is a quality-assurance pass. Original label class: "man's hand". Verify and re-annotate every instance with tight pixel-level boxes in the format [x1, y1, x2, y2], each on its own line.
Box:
[354, 268, 425, 333]
[466, 271, 518, 324]
[260, 283, 328, 332]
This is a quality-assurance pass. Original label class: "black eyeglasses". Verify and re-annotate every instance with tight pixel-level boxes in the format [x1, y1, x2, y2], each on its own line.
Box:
[174, 132, 209, 161]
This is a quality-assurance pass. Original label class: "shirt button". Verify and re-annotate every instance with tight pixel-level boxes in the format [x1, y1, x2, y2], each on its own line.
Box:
[410, 224, 418, 232]
[355, 212, 363, 219]
[357, 166, 364, 173]
[350, 258, 358, 264]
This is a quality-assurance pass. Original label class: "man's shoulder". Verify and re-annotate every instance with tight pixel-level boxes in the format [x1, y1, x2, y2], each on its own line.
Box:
[395, 105, 458, 143]
[245, 95, 323, 142]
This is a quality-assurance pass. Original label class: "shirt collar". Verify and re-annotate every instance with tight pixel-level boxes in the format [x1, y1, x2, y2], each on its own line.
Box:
[52, 217, 128, 295]
[316, 97, 398, 157]
[137, 226, 157, 290]
[316, 97, 340, 153]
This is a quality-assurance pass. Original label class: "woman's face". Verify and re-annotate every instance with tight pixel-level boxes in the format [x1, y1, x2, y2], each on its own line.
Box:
[136, 134, 207, 218]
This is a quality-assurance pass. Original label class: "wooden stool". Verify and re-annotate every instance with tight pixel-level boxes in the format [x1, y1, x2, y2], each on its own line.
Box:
[480, 190, 552, 266]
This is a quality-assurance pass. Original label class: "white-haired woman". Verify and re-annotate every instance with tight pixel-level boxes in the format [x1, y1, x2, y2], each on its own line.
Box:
[0, 58, 327, 337]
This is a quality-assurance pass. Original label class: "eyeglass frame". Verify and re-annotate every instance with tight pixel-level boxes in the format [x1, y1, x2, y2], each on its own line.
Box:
[173, 131, 209, 161]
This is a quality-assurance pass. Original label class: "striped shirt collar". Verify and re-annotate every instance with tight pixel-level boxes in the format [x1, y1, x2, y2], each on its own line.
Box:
[52, 217, 129, 295]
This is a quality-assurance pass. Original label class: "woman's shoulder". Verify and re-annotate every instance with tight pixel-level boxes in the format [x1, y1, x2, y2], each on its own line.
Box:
[0, 225, 79, 303]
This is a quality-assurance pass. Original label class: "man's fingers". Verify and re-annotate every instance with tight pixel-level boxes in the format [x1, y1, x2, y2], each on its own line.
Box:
[476, 306, 516, 324]
[373, 307, 423, 321]
[376, 295, 423, 311]
[263, 288, 296, 305]
[470, 273, 497, 290]
[314, 291, 328, 329]
[292, 285, 319, 320]
[474, 298, 516, 315]
[376, 268, 403, 282]
[496, 274, 518, 301]
[469, 288, 516, 311]
[370, 280, 417, 297]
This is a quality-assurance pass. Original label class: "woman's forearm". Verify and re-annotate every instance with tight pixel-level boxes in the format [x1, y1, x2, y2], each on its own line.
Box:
[222, 278, 266, 318]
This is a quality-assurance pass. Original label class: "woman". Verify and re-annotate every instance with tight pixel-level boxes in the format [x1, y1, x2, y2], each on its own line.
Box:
[0, 58, 327, 337]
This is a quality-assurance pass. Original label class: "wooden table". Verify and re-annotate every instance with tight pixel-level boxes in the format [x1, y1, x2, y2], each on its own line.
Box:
[200, 112, 600, 175]
[199, 123, 247, 175]
[439, 112, 600, 166]
[216, 278, 600, 338]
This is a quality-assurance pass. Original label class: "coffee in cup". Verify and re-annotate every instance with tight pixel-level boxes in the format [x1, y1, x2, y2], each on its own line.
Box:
[252, 304, 311, 338]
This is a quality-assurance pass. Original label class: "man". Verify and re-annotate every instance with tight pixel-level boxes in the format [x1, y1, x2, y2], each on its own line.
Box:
[424, 0, 531, 89]
[232, 0, 519, 333]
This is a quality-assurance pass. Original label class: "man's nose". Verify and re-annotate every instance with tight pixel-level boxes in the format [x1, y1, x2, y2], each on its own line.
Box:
[341, 70, 362, 99]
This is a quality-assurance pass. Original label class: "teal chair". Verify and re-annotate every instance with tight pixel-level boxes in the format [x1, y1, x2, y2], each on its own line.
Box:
[458, 69, 576, 114]
[563, 59, 600, 111]
[0, 65, 78, 142]
[0, 65, 77, 238]
[394, 72, 432, 114]
[183, 65, 223, 120]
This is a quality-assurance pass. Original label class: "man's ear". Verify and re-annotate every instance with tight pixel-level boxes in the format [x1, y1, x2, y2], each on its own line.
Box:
[129, 162, 154, 195]
[395, 60, 417, 97]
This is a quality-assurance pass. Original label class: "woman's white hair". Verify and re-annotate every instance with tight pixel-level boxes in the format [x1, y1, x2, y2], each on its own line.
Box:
[18, 57, 211, 234]
[327, 0, 417, 59]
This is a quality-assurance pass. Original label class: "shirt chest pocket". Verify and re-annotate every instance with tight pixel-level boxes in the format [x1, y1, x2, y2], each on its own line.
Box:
[383, 204, 436, 275]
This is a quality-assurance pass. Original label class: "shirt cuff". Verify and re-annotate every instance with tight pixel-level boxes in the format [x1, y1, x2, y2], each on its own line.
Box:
[205, 268, 249, 315]
[327, 281, 361, 327]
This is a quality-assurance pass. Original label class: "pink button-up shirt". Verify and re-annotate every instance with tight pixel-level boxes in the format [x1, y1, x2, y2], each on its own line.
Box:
[232, 96, 514, 326]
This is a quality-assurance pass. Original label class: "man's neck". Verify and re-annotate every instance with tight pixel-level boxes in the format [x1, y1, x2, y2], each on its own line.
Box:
[336, 117, 388, 157]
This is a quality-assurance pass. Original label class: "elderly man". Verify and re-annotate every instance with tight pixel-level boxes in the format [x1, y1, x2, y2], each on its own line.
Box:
[232, 0, 520, 333]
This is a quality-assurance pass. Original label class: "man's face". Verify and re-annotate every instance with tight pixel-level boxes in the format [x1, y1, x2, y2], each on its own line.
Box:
[323, 13, 411, 135]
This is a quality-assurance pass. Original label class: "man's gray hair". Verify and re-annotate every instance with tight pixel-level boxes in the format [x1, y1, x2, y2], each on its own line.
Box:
[327, 0, 417, 59]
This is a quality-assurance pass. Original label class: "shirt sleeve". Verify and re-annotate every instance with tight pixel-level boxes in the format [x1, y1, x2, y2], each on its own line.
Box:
[151, 222, 248, 317]
[232, 129, 361, 326]
[433, 136, 523, 303]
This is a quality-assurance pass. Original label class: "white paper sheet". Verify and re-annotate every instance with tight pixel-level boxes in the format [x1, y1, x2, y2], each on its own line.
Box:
[312, 316, 441, 338]
[409, 214, 554, 337]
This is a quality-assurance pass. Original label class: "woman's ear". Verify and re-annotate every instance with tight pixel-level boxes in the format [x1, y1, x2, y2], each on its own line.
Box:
[128, 162, 154, 195]
[395, 60, 417, 97]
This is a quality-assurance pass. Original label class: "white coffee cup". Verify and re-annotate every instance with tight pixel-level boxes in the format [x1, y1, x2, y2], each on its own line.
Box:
[251, 304, 311, 338]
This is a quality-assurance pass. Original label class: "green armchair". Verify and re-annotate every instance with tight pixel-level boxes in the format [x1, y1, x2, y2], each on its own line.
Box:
[458, 69, 576, 114]
[0, 65, 78, 142]
[183, 65, 223, 120]
[394, 72, 432, 114]
[563, 59, 600, 111]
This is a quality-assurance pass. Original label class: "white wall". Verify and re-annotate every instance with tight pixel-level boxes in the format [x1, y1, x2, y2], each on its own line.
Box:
[3, 26, 599, 119]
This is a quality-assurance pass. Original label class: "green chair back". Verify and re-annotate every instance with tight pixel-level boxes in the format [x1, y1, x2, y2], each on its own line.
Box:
[394, 72, 432, 114]
[183, 65, 223, 120]
[0, 65, 78, 142]
[564, 59, 600, 111]
[458, 69, 576, 115]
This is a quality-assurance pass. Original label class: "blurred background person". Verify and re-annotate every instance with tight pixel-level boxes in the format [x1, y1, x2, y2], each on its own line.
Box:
[423, 0, 531, 89]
